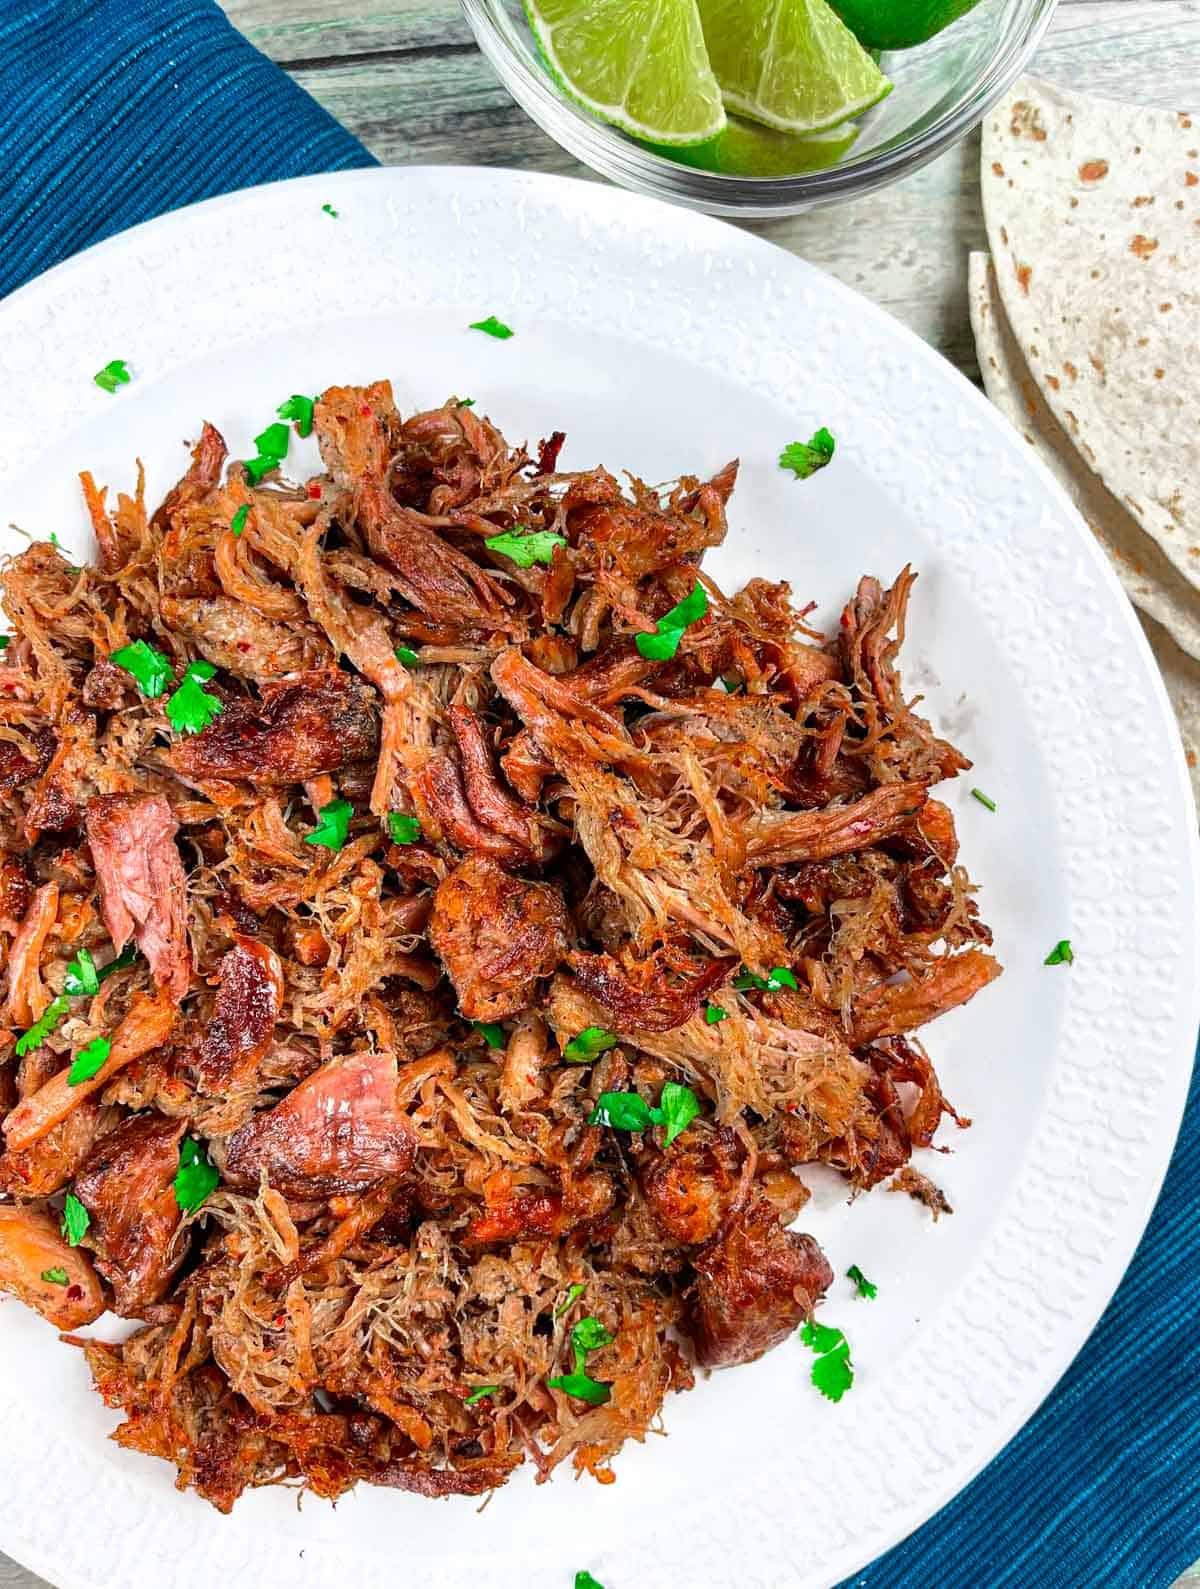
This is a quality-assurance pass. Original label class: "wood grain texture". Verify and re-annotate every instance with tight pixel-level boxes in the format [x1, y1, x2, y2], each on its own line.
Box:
[1, 3, 1198, 1587]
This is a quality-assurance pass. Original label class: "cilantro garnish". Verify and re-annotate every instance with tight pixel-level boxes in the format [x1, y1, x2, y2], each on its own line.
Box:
[635, 583, 709, 661]
[799, 1318, 854, 1402]
[165, 659, 222, 735]
[243, 454, 279, 485]
[562, 1026, 618, 1064]
[704, 1003, 727, 1025]
[174, 1136, 219, 1212]
[63, 947, 99, 998]
[473, 1021, 505, 1049]
[465, 1385, 500, 1405]
[575, 1575, 605, 1589]
[15, 995, 69, 1056]
[94, 359, 131, 395]
[847, 1264, 877, 1300]
[395, 646, 421, 667]
[554, 1281, 587, 1318]
[732, 965, 797, 992]
[254, 422, 290, 461]
[230, 504, 250, 539]
[277, 394, 316, 438]
[388, 812, 421, 845]
[67, 1035, 111, 1087]
[40, 1267, 68, 1286]
[589, 1081, 701, 1147]
[0, 636, 9, 650]
[971, 788, 997, 812]
[548, 1315, 614, 1406]
[110, 639, 172, 699]
[305, 797, 353, 851]
[322, 202, 338, 217]
[470, 315, 514, 339]
[61, 1193, 90, 1247]
[779, 427, 836, 480]
[456, 397, 475, 409]
[484, 528, 566, 569]
[1044, 940, 1074, 966]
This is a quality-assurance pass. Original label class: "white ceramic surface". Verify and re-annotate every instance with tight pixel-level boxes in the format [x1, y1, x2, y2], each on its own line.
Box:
[0, 166, 1195, 1589]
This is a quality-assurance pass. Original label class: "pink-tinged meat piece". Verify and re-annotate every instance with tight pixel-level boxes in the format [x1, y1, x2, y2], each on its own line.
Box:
[411, 754, 531, 865]
[850, 949, 1002, 1044]
[428, 855, 569, 1021]
[224, 1051, 416, 1199]
[167, 669, 378, 785]
[194, 936, 285, 1091]
[0, 1204, 105, 1328]
[74, 1112, 189, 1317]
[85, 794, 191, 1002]
[686, 1194, 833, 1369]
[744, 783, 928, 869]
[3, 881, 58, 1027]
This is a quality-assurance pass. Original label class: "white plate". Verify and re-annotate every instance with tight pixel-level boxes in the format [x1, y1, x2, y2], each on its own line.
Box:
[0, 167, 1195, 1589]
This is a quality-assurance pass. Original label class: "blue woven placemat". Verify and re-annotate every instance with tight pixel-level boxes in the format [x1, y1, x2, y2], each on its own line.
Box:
[1, 6, 1198, 1585]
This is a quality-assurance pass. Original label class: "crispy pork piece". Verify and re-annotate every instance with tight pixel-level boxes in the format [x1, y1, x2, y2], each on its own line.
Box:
[428, 855, 569, 1020]
[85, 794, 190, 1001]
[0, 1204, 105, 1328]
[194, 936, 285, 1091]
[850, 949, 1002, 1044]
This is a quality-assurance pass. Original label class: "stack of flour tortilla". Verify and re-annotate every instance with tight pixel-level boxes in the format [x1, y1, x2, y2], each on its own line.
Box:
[971, 76, 1200, 806]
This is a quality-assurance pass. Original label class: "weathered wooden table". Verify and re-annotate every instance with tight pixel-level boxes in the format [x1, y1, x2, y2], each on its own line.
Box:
[3, 2, 1198, 1586]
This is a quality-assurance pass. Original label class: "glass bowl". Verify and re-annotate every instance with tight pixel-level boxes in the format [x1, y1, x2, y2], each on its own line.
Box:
[458, 0, 1059, 216]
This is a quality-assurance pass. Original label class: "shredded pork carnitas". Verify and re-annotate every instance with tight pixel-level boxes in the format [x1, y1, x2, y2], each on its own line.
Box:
[0, 384, 1000, 1510]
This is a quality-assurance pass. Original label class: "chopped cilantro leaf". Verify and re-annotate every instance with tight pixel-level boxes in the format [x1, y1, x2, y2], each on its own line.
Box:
[230, 504, 250, 539]
[1045, 939, 1074, 965]
[470, 315, 514, 339]
[61, 1193, 89, 1247]
[40, 1267, 69, 1286]
[243, 454, 279, 485]
[799, 1318, 854, 1402]
[67, 1035, 111, 1086]
[165, 659, 222, 735]
[733, 965, 797, 992]
[571, 1316, 613, 1355]
[456, 397, 475, 408]
[110, 639, 172, 699]
[322, 203, 338, 217]
[0, 636, 8, 650]
[388, 812, 421, 845]
[971, 787, 997, 812]
[473, 1021, 505, 1049]
[63, 947, 100, 998]
[305, 797, 353, 851]
[635, 582, 709, 661]
[94, 359, 131, 395]
[254, 422, 290, 460]
[484, 528, 566, 569]
[395, 645, 421, 667]
[554, 1281, 586, 1318]
[465, 1385, 500, 1405]
[779, 427, 836, 480]
[15, 995, 69, 1056]
[277, 394, 316, 438]
[575, 1575, 605, 1589]
[562, 1026, 618, 1064]
[589, 1091, 654, 1132]
[657, 1080, 701, 1147]
[174, 1136, 219, 1212]
[847, 1264, 877, 1300]
[704, 1003, 727, 1024]
[546, 1370, 610, 1406]
[767, 966, 797, 990]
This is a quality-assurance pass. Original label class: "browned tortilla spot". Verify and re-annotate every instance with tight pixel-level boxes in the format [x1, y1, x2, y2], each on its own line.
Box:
[1185, 171, 1198, 187]
[1160, 303, 1173, 313]
[1180, 114, 1194, 129]
[1063, 361, 1078, 382]
[1129, 235, 1158, 259]
[1000, 224, 1009, 245]
[1154, 368, 1165, 380]
[1045, 374, 1060, 391]
[1015, 262, 1032, 293]
[1010, 101, 1047, 140]
[1132, 195, 1154, 207]
[1078, 160, 1109, 182]
[991, 161, 1004, 176]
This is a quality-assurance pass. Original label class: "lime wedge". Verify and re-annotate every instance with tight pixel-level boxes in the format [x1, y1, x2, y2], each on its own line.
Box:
[828, 0, 984, 50]
[644, 116, 859, 175]
[696, 0, 892, 134]
[525, 0, 727, 147]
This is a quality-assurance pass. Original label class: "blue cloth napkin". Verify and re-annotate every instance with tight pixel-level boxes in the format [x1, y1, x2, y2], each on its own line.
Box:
[0, 0, 376, 301]
[1, 7, 1197, 1586]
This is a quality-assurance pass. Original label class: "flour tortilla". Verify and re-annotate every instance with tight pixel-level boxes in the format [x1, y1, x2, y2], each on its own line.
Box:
[981, 77, 1200, 595]
[969, 251, 1200, 805]
[968, 252, 1200, 663]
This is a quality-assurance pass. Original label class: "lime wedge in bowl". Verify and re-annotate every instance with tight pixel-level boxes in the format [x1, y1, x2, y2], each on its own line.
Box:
[827, 0, 984, 50]
[643, 116, 859, 175]
[524, 0, 727, 146]
[697, 0, 892, 133]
